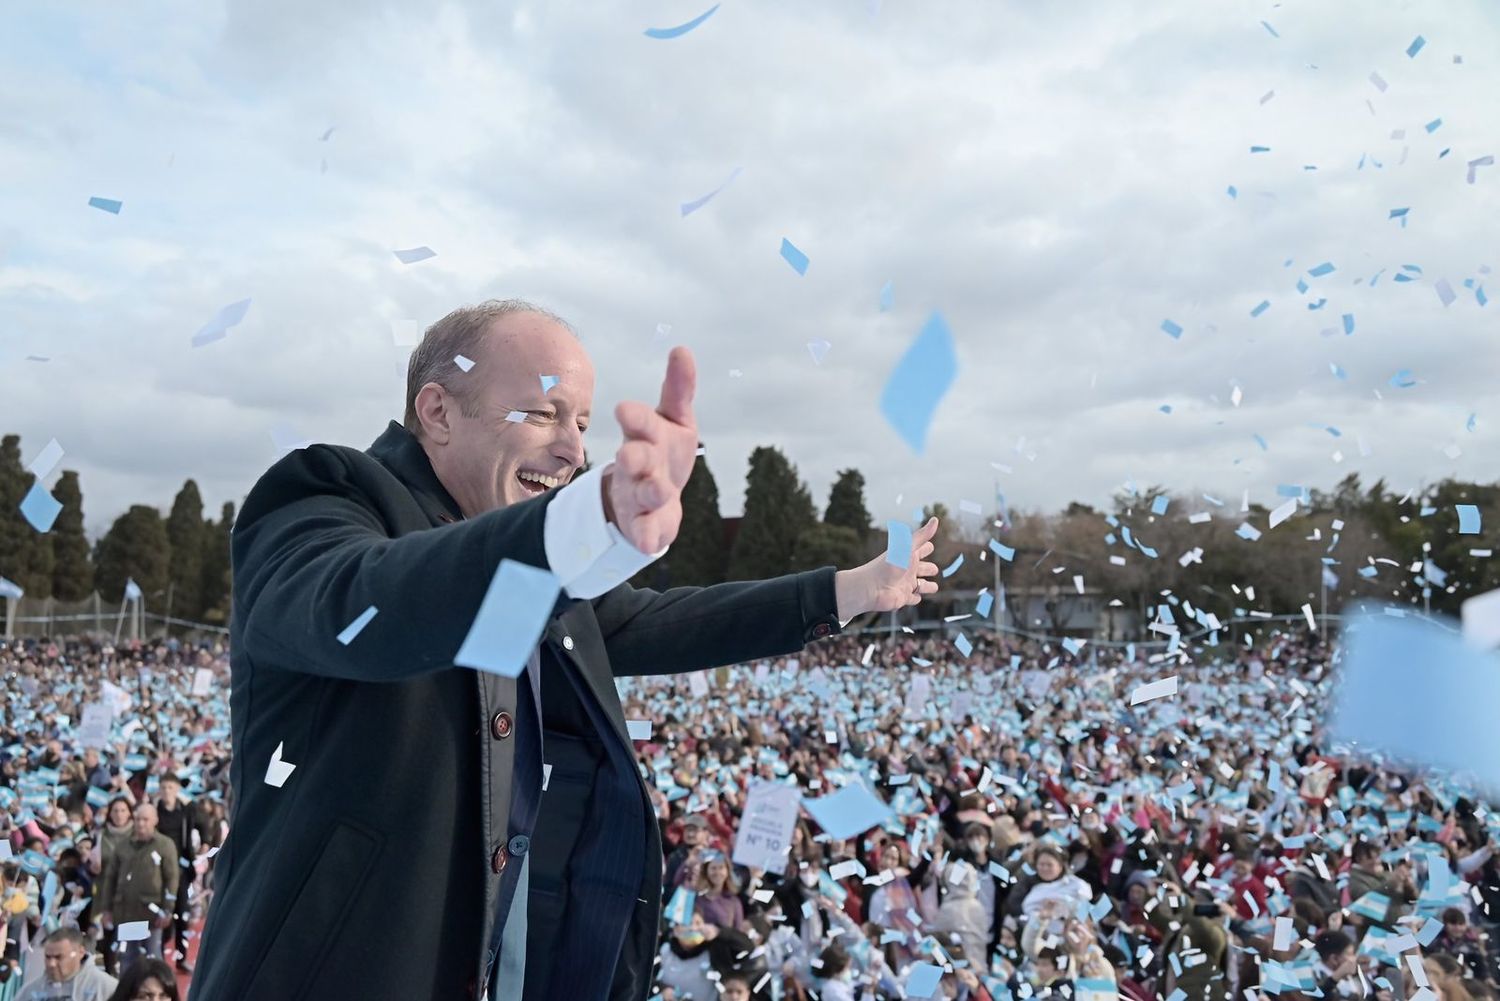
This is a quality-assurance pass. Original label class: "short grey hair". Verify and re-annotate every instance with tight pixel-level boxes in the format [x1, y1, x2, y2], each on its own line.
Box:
[403, 298, 574, 436]
[45, 926, 88, 948]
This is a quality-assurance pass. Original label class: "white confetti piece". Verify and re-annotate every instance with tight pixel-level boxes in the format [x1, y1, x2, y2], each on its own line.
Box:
[265, 741, 296, 787]
[1129, 676, 1178, 705]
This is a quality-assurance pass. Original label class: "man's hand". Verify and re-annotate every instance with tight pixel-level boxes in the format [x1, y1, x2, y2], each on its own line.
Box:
[606, 347, 698, 554]
[833, 516, 940, 622]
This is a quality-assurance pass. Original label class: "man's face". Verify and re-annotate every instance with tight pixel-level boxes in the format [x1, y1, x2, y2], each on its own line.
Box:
[133, 803, 158, 840]
[43, 939, 84, 981]
[684, 824, 706, 846]
[722, 981, 751, 1001]
[160, 779, 179, 805]
[418, 314, 594, 518]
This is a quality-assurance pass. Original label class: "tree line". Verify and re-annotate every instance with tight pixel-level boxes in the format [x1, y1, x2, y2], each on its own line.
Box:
[2, 428, 1494, 632]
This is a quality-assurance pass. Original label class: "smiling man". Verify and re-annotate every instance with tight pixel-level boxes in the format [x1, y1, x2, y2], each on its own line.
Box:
[191, 299, 940, 1001]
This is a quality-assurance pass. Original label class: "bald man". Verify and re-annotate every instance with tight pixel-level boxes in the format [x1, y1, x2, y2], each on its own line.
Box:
[98, 801, 178, 976]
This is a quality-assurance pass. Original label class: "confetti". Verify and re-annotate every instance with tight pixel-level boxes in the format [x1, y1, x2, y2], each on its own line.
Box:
[807, 339, 831, 365]
[505, 411, 528, 423]
[779, 237, 809, 276]
[1308, 262, 1336, 277]
[26, 439, 64, 480]
[1161, 319, 1183, 339]
[1462, 589, 1500, 651]
[454, 354, 475, 372]
[885, 521, 913, 570]
[336, 605, 378, 645]
[264, 741, 296, 787]
[1250, 300, 1270, 318]
[392, 246, 437, 264]
[941, 554, 964, 578]
[1260, 20, 1279, 38]
[1406, 35, 1426, 58]
[1434, 279, 1456, 307]
[540, 375, 559, 393]
[1130, 676, 1178, 705]
[679, 166, 742, 217]
[190, 298, 252, 348]
[907, 963, 945, 999]
[1456, 505, 1481, 535]
[454, 559, 561, 678]
[626, 719, 653, 740]
[18, 483, 61, 533]
[88, 196, 122, 214]
[644, 3, 719, 39]
[1269, 498, 1297, 529]
[802, 782, 893, 839]
[1370, 71, 1389, 92]
[879, 311, 957, 454]
[878, 280, 894, 311]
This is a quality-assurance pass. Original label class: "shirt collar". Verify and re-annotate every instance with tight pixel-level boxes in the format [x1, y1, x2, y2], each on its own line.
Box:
[365, 420, 464, 524]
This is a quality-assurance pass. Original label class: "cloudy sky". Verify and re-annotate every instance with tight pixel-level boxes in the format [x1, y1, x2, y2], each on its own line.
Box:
[2, 0, 1496, 538]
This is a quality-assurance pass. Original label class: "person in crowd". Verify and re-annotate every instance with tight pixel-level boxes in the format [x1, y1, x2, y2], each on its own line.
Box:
[103, 958, 179, 1001]
[664, 814, 713, 890]
[97, 804, 178, 975]
[14, 927, 117, 1001]
[1020, 843, 1092, 918]
[691, 851, 744, 931]
[149, 775, 197, 973]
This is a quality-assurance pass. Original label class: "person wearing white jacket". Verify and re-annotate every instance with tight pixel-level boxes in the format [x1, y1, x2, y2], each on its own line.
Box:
[15, 928, 118, 1001]
[1020, 843, 1092, 919]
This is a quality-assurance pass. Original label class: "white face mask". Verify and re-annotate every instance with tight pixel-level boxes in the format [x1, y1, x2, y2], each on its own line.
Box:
[800, 871, 819, 888]
[968, 840, 988, 855]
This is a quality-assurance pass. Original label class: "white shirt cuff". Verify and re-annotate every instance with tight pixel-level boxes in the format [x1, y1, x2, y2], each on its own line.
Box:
[543, 462, 666, 600]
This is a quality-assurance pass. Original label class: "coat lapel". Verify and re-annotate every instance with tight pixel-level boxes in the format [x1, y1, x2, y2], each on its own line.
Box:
[364, 420, 463, 527]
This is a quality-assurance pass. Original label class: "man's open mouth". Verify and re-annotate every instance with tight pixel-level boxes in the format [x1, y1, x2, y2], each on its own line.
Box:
[517, 470, 564, 495]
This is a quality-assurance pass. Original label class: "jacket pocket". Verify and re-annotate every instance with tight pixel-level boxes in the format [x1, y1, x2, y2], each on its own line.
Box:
[243, 819, 383, 1001]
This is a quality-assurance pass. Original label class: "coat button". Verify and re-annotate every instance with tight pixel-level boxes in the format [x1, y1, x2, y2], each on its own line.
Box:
[813, 622, 832, 638]
[491, 845, 507, 874]
[508, 835, 530, 857]
[562, 636, 574, 651]
[490, 711, 513, 740]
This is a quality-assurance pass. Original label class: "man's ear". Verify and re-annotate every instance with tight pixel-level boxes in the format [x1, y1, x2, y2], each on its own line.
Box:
[413, 383, 454, 445]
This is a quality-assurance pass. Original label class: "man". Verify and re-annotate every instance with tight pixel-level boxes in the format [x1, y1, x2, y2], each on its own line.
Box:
[15, 928, 117, 1001]
[192, 299, 939, 1000]
[152, 773, 198, 972]
[98, 802, 179, 975]
[664, 815, 711, 889]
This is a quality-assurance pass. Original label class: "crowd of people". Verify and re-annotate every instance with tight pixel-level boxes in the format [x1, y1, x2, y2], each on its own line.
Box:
[2, 635, 230, 1001]
[3, 623, 1497, 1001]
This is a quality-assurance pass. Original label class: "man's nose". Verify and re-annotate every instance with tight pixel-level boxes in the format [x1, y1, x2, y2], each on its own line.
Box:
[553, 422, 585, 469]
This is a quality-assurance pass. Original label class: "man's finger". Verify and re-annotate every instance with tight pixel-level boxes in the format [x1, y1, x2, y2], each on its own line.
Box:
[615, 440, 655, 479]
[914, 561, 939, 579]
[915, 516, 940, 543]
[657, 346, 697, 427]
[616, 400, 665, 445]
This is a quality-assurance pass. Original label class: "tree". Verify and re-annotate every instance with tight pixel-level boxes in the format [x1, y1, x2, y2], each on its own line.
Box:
[93, 505, 170, 605]
[793, 523, 865, 572]
[51, 471, 93, 601]
[199, 501, 235, 626]
[727, 446, 817, 581]
[632, 455, 728, 589]
[824, 469, 873, 540]
[0, 436, 34, 592]
[166, 480, 207, 621]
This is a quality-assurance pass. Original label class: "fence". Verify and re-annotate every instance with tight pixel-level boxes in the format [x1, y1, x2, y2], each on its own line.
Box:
[1, 591, 228, 642]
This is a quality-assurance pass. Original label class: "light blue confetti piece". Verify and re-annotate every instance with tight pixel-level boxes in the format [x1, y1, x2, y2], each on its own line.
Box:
[1478, 286, 1489, 307]
[19, 483, 62, 532]
[643, 3, 719, 39]
[1276, 484, 1306, 498]
[779, 237, 809, 276]
[1090, 895, 1113, 921]
[1435, 279, 1456, 307]
[454, 559, 562, 678]
[1308, 297, 1328, 311]
[1253, 433, 1269, 451]
[1237, 523, 1263, 541]
[941, 554, 964, 578]
[1425, 118, 1443, 134]
[1161, 319, 1183, 339]
[88, 196, 122, 214]
[1158, 404, 1173, 414]
[1406, 35, 1426, 58]
[802, 782, 894, 840]
[988, 539, 1015, 561]
[955, 633, 973, 658]
[1468, 413, 1478, 431]
[906, 962, 945, 1000]
[1352, 565, 1374, 580]
[679, 165, 742, 217]
[878, 310, 957, 454]
[540, 374, 559, 393]
[1394, 271, 1416, 282]
[1227, 185, 1238, 198]
[1308, 262, 1336, 277]
[1389, 207, 1410, 220]
[1260, 20, 1279, 37]
[1439, 147, 1451, 159]
[1062, 637, 1086, 656]
[190, 298, 252, 348]
[1296, 278, 1309, 294]
[1150, 495, 1169, 516]
[1457, 505, 1482, 534]
[393, 246, 436, 264]
[1389, 369, 1417, 388]
[1343, 313, 1356, 335]
[1250, 300, 1270, 317]
[1330, 610, 1500, 790]
[336, 605, 378, 645]
[1417, 918, 1444, 947]
[1250, 145, 1271, 153]
[975, 590, 993, 618]
[1202, 493, 1223, 506]
[1402, 263, 1423, 273]
[1421, 506, 1437, 517]
[879, 280, 894, 311]
[1326, 426, 1342, 437]
[885, 521, 913, 569]
[1330, 362, 1347, 379]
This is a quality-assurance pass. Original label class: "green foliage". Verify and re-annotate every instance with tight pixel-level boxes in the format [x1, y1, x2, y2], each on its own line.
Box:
[166, 479, 207, 619]
[50, 471, 93, 601]
[824, 469, 873, 540]
[94, 505, 170, 604]
[198, 501, 235, 626]
[793, 523, 865, 571]
[728, 446, 817, 581]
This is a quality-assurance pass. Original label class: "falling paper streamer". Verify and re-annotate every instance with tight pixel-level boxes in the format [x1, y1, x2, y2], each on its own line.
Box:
[454, 354, 476, 372]
[1406, 35, 1426, 58]
[779, 238, 809, 276]
[1269, 497, 1298, 529]
[878, 280, 894, 311]
[1370, 71, 1388, 92]
[454, 559, 561, 678]
[1331, 609, 1500, 790]
[807, 339, 831, 364]
[941, 555, 964, 578]
[1161, 319, 1183, 339]
[1457, 505, 1482, 535]
[1435, 279, 1457, 307]
[191, 298, 252, 348]
[117, 921, 151, 943]
[885, 521, 912, 570]
[540, 375, 559, 393]
[88, 196, 122, 214]
[393, 246, 436, 264]
[1259, 20, 1279, 38]
[626, 719, 652, 741]
[19, 483, 62, 533]
[907, 964, 945, 1000]
[1250, 300, 1271, 318]
[679, 166, 742, 217]
[644, 3, 719, 39]
[1130, 676, 1178, 705]
[802, 782, 894, 839]
[879, 311, 958, 454]
[26, 439, 64, 480]
[337, 605, 378, 645]
[265, 741, 296, 787]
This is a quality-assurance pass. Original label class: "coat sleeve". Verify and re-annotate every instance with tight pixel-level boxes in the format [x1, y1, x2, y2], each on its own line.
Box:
[160, 839, 180, 910]
[591, 568, 841, 677]
[233, 445, 557, 682]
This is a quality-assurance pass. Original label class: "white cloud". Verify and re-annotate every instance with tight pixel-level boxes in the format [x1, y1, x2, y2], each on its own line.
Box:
[1, 0, 1495, 539]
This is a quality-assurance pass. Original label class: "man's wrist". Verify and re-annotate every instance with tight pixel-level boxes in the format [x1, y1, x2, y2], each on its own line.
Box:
[600, 469, 615, 526]
[834, 569, 864, 625]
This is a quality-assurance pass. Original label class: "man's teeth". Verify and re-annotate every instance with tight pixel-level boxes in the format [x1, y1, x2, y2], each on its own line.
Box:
[518, 471, 562, 490]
